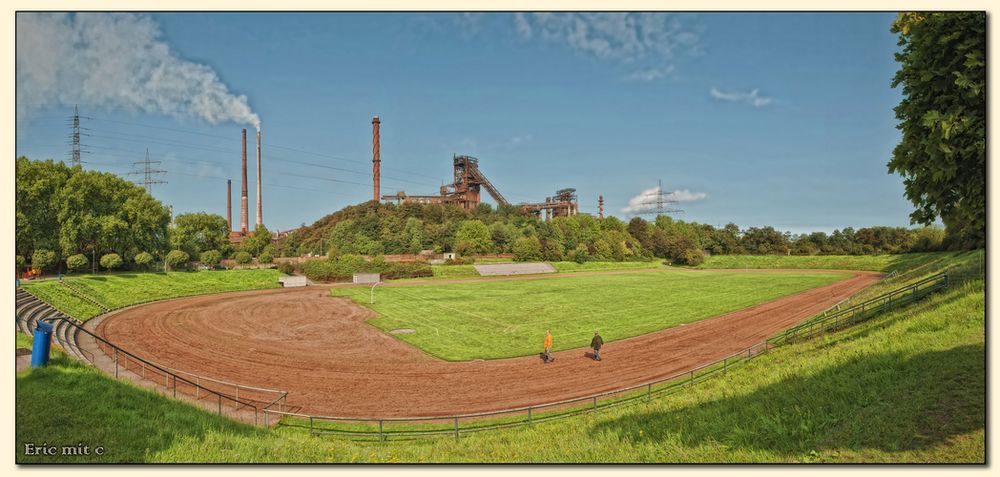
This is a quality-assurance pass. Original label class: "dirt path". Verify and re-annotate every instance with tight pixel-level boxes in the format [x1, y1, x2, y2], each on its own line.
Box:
[90, 270, 881, 417]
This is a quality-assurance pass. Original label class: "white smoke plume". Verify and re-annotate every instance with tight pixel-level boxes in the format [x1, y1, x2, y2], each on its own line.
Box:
[16, 13, 259, 129]
[621, 185, 706, 214]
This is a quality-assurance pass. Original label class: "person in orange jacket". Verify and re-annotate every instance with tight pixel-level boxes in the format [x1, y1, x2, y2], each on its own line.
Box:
[542, 330, 554, 363]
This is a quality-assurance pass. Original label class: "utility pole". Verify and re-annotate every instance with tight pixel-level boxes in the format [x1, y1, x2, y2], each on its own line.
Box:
[67, 104, 89, 166]
[128, 149, 167, 194]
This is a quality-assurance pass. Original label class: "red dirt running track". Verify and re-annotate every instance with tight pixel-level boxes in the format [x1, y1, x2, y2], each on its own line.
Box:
[92, 270, 881, 417]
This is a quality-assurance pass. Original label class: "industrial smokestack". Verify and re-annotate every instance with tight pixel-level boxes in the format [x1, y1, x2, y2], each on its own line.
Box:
[256, 129, 262, 227]
[240, 128, 248, 234]
[372, 116, 380, 203]
[227, 179, 232, 231]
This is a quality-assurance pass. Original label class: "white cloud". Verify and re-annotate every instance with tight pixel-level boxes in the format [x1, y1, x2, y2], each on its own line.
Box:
[16, 13, 260, 129]
[709, 87, 773, 108]
[621, 185, 707, 214]
[513, 13, 700, 78]
[625, 66, 675, 82]
[506, 134, 533, 147]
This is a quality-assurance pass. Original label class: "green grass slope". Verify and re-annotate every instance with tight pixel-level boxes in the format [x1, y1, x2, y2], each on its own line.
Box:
[16, 276, 983, 463]
[21, 269, 282, 321]
[698, 251, 971, 273]
[332, 270, 849, 360]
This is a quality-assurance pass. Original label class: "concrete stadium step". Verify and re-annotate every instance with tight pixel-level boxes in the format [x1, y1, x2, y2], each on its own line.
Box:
[19, 300, 49, 335]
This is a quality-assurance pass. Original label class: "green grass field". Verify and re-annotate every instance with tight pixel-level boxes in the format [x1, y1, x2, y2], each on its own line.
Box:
[697, 251, 967, 273]
[16, 274, 983, 463]
[423, 260, 664, 281]
[331, 269, 850, 360]
[21, 269, 282, 321]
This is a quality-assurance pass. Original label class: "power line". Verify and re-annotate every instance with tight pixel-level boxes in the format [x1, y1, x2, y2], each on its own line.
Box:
[67, 105, 90, 166]
[127, 149, 167, 194]
[636, 179, 684, 216]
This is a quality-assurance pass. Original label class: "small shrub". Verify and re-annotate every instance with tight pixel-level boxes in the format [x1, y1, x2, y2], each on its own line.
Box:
[276, 261, 296, 274]
[259, 252, 274, 264]
[99, 253, 123, 271]
[680, 248, 705, 266]
[66, 254, 89, 273]
[31, 249, 58, 271]
[165, 250, 190, 271]
[200, 250, 222, 268]
[134, 252, 154, 269]
[234, 251, 252, 266]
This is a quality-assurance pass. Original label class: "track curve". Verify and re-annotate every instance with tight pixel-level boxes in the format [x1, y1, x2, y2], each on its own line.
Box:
[91, 269, 881, 417]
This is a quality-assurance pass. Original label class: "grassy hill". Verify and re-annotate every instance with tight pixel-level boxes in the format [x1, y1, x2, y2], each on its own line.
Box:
[16, 265, 983, 462]
[21, 269, 282, 321]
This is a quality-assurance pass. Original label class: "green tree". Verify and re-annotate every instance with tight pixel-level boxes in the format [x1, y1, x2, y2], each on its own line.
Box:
[241, 224, 273, 257]
[890, 12, 985, 247]
[454, 220, 493, 255]
[16, 255, 26, 274]
[170, 212, 230, 258]
[199, 250, 222, 268]
[134, 252, 154, 270]
[164, 250, 190, 271]
[99, 253, 123, 271]
[259, 251, 274, 264]
[31, 249, 57, 272]
[512, 235, 543, 262]
[542, 240, 564, 262]
[65, 253, 89, 273]
[15, 157, 73, 258]
[234, 251, 252, 266]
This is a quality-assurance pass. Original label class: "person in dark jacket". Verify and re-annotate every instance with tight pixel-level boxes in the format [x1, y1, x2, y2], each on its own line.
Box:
[590, 331, 604, 361]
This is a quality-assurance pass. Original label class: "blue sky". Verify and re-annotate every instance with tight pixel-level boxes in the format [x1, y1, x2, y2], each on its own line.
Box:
[15, 12, 917, 234]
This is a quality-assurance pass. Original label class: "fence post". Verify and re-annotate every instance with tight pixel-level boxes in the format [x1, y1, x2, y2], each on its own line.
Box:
[723, 358, 727, 373]
[218, 394, 222, 415]
[236, 385, 239, 405]
[593, 396, 597, 413]
[647, 383, 652, 400]
[528, 407, 532, 425]
[172, 375, 177, 398]
[378, 418, 383, 442]
[310, 417, 314, 436]
[454, 417, 460, 439]
[196, 377, 200, 399]
[265, 410, 269, 427]
[114, 348, 118, 378]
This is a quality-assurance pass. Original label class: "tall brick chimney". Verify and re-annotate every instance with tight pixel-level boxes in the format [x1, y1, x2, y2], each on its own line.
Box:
[372, 116, 380, 203]
[240, 128, 248, 234]
[227, 179, 232, 231]
[256, 129, 262, 227]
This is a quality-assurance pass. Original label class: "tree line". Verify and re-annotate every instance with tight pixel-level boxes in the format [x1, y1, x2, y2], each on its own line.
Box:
[16, 157, 275, 275]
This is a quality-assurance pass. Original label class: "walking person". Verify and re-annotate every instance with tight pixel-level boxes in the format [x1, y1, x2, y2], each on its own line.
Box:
[590, 331, 604, 361]
[542, 329, 554, 363]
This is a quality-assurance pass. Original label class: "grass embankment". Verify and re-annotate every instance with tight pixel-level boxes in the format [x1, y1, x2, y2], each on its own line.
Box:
[698, 251, 969, 273]
[332, 270, 849, 360]
[17, 275, 983, 463]
[21, 269, 282, 322]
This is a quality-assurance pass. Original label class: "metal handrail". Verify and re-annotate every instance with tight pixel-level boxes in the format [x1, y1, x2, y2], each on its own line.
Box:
[270, 272, 952, 440]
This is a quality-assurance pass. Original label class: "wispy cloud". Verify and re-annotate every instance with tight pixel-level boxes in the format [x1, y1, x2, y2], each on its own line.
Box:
[506, 134, 533, 148]
[625, 66, 675, 82]
[621, 185, 707, 214]
[709, 87, 773, 108]
[513, 13, 701, 82]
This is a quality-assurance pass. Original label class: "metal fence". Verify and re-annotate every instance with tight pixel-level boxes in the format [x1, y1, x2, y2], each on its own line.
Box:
[53, 316, 288, 425]
[266, 271, 954, 441]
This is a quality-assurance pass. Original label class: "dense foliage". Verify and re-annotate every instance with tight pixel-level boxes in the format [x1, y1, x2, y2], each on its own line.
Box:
[164, 250, 189, 271]
[302, 254, 433, 282]
[277, 202, 954, 265]
[16, 157, 170, 270]
[890, 13, 986, 248]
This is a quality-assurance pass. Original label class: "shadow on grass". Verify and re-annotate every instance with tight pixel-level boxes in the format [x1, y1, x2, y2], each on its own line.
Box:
[592, 345, 984, 458]
[16, 358, 260, 463]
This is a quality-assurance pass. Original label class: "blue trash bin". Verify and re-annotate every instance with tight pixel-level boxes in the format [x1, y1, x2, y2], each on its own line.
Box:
[31, 321, 53, 368]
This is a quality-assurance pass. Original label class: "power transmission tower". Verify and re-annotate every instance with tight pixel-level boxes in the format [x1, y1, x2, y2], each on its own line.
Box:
[129, 149, 167, 194]
[66, 104, 90, 166]
[637, 179, 684, 216]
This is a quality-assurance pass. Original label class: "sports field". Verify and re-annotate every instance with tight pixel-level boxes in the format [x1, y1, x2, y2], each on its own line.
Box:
[331, 269, 852, 360]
